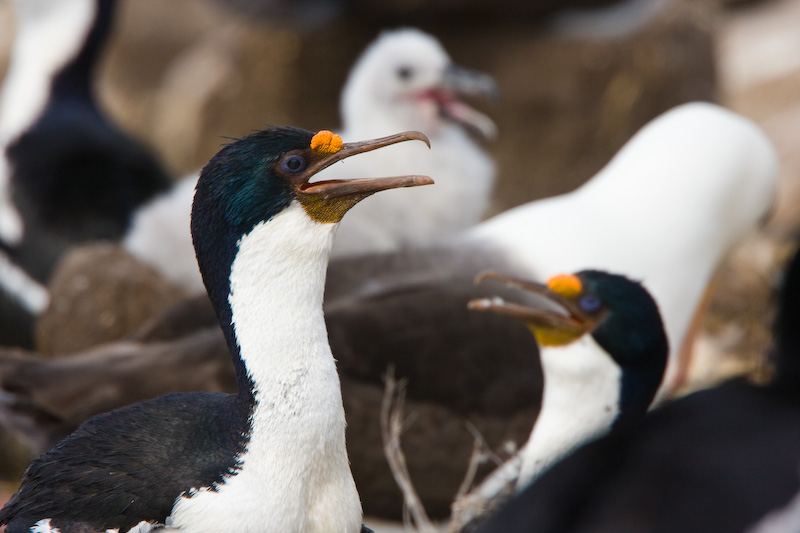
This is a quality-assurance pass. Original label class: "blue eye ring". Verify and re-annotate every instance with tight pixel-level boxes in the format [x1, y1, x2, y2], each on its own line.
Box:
[280, 154, 307, 173]
[578, 294, 602, 313]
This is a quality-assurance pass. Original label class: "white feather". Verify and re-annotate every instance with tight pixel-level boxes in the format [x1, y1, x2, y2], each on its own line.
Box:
[0, 248, 49, 312]
[30, 519, 60, 533]
[517, 336, 622, 488]
[124, 28, 496, 285]
[0, 0, 96, 142]
[0, 157, 22, 245]
[167, 203, 361, 533]
[122, 521, 159, 533]
[747, 486, 800, 533]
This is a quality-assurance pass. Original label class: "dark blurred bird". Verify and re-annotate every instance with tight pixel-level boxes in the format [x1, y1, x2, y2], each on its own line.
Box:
[123, 27, 498, 292]
[0, 126, 431, 532]
[0, 0, 172, 347]
[472, 245, 800, 533]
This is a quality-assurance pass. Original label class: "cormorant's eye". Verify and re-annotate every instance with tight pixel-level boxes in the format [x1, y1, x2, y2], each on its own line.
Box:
[397, 66, 414, 81]
[281, 154, 307, 173]
[578, 294, 602, 313]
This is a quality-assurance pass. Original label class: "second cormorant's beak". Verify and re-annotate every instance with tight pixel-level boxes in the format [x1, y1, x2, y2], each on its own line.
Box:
[469, 271, 607, 347]
[294, 130, 433, 223]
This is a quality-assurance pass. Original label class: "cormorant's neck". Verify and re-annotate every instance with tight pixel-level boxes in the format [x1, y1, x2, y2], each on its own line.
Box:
[184, 201, 363, 531]
[517, 337, 622, 490]
[0, 0, 104, 142]
[203, 203, 338, 403]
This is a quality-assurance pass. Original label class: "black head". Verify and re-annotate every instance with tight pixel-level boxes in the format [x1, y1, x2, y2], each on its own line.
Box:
[576, 270, 668, 373]
[190, 126, 314, 249]
[470, 269, 669, 426]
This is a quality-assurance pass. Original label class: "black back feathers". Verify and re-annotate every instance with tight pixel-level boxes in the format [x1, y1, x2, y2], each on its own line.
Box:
[0, 393, 251, 532]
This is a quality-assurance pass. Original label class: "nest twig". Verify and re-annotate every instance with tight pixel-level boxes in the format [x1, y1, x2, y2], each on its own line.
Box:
[448, 439, 523, 532]
[381, 370, 438, 533]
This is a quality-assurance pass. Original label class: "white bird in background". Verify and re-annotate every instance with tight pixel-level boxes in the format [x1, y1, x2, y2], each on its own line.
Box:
[123, 170, 199, 291]
[125, 27, 498, 290]
[322, 27, 498, 257]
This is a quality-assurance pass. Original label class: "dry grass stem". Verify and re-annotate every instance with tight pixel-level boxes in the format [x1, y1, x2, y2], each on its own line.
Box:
[381, 370, 438, 533]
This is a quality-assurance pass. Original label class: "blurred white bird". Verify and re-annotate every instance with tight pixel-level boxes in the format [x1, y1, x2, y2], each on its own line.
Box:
[321, 28, 498, 257]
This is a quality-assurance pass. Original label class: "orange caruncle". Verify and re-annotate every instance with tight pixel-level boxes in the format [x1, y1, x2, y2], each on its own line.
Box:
[310, 130, 343, 155]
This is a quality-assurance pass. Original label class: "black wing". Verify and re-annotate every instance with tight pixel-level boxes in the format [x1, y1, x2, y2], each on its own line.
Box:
[0, 391, 248, 533]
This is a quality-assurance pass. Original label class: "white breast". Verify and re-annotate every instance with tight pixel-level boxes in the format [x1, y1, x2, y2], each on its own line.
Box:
[517, 336, 622, 489]
[167, 204, 361, 533]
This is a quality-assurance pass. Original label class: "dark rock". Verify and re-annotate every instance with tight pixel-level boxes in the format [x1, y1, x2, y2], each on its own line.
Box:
[36, 244, 188, 355]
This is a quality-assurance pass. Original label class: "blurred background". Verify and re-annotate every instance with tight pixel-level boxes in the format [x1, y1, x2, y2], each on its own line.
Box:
[0, 0, 798, 522]
[4, 0, 789, 381]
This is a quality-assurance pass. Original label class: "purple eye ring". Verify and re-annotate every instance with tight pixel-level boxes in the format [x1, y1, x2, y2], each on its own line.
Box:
[281, 154, 307, 173]
[579, 294, 602, 313]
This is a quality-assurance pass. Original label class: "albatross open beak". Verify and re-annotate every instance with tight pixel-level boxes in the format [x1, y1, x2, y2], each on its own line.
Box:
[434, 65, 499, 139]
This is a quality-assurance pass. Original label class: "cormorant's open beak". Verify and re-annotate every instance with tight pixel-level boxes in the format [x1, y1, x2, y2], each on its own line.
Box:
[297, 131, 433, 223]
[468, 271, 602, 347]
